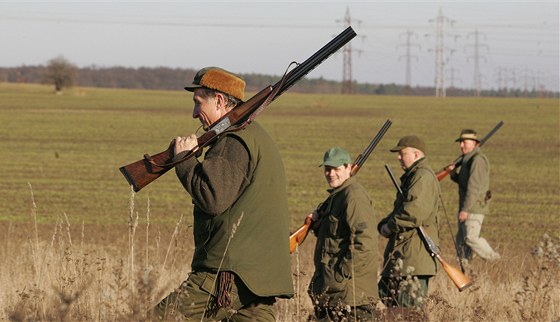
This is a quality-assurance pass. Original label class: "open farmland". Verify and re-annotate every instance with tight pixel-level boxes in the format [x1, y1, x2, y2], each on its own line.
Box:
[0, 83, 558, 321]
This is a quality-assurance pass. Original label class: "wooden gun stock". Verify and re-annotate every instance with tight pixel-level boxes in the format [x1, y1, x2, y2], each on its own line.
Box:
[119, 146, 175, 193]
[289, 215, 312, 253]
[417, 227, 473, 292]
[434, 253, 473, 291]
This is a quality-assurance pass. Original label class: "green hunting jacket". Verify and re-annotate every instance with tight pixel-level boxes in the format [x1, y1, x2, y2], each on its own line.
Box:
[309, 176, 378, 307]
[174, 121, 293, 298]
[378, 158, 440, 277]
[450, 147, 491, 215]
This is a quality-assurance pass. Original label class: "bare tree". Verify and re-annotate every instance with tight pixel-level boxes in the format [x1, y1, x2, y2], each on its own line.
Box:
[44, 56, 77, 93]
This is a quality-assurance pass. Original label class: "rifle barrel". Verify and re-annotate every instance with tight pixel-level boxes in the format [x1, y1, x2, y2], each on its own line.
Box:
[273, 27, 356, 99]
[354, 119, 392, 169]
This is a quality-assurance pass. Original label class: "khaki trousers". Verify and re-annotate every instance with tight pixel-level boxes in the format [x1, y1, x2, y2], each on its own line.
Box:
[456, 213, 500, 261]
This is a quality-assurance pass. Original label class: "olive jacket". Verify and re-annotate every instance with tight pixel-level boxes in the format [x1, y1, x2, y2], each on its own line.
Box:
[378, 158, 440, 277]
[450, 147, 491, 215]
[309, 176, 378, 307]
[174, 121, 294, 298]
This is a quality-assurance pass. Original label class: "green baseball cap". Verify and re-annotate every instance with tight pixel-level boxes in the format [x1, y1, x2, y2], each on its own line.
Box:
[390, 135, 426, 153]
[319, 147, 352, 167]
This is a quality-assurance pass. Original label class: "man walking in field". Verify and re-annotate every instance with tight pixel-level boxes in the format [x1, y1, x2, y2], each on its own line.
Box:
[307, 147, 379, 321]
[378, 136, 440, 308]
[446, 129, 500, 263]
[154, 67, 293, 321]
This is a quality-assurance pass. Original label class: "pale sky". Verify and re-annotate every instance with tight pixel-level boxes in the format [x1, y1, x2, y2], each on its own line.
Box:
[1, 1, 558, 91]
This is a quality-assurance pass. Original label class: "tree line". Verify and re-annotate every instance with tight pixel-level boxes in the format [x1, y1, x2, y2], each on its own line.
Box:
[0, 57, 556, 98]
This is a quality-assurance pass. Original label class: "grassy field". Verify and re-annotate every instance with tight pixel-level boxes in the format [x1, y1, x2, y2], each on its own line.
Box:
[0, 82, 558, 321]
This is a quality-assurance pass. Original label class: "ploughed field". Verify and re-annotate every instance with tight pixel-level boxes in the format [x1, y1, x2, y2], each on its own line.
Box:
[0, 83, 558, 321]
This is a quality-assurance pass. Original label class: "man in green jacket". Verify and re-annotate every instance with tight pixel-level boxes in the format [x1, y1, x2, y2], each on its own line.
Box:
[447, 129, 500, 263]
[307, 147, 378, 321]
[154, 67, 293, 321]
[378, 135, 440, 308]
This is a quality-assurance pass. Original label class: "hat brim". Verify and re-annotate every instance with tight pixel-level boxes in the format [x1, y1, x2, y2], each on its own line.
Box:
[455, 138, 480, 142]
[319, 161, 346, 167]
[389, 145, 405, 152]
[184, 84, 203, 92]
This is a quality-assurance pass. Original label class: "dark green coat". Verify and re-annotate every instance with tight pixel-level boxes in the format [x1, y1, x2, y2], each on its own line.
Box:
[175, 121, 293, 298]
[309, 176, 378, 306]
[450, 147, 491, 215]
[378, 158, 440, 277]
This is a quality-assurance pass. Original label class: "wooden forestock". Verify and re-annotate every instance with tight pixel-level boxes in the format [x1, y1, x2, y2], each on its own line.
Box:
[289, 119, 391, 253]
[119, 27, 357, 192]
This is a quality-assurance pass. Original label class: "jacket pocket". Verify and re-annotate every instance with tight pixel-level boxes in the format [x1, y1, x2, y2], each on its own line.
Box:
[322, 258, 347, 293]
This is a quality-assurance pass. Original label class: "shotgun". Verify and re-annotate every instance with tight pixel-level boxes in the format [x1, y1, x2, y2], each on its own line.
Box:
[384, 164, 473, 291]
[119, 26, 357, 192]
[436, 121, 504, 181]
[289, 119, 392, 254]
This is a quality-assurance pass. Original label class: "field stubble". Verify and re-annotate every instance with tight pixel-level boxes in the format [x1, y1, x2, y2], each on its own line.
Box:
[0, 83, 558, 320]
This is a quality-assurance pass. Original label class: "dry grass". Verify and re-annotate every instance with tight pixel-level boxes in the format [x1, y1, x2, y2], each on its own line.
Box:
[1, 188, 559, 321]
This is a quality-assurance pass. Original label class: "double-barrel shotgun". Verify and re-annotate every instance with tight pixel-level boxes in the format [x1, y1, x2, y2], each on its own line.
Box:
[119, 27, 357, 192]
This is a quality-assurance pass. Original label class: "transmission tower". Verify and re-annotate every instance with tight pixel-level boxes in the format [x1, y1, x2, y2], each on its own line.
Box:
[397, 30, 420, 87]
[338, 7, 361, 94]
[466, 29, 488, 97]
[428, 7, 456, 98]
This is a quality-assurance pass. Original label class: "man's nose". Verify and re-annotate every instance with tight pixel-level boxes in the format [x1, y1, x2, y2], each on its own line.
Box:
[192, 106, 200, 118]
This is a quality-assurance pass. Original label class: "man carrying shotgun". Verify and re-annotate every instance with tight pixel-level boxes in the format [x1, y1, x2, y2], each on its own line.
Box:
[154, 67, 293, 321]
[307, 147, 378, 321]
[378, 135, 440, 308]
[445, 129, 500, 263]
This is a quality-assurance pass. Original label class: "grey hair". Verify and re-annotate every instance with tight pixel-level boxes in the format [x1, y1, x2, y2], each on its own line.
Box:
[197, 88, 242, 109]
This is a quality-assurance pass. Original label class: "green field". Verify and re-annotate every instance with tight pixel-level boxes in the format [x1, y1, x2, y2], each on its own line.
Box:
[1, 82, 559, 320]
[1, 82, 558, 244]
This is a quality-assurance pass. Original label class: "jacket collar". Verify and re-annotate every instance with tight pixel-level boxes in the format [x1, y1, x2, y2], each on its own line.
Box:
[463, 146, 481, 163]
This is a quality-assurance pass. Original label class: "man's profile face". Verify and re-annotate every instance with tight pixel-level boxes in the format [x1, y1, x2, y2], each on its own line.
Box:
[192, 89, 225, 130]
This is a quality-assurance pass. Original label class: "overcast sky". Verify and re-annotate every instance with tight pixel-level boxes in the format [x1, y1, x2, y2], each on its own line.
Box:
[1, 1, 558, 91]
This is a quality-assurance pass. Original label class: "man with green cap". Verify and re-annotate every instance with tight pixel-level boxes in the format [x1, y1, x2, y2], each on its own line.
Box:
[446, 129, 500, 263]
[307, 147, 379, 320]
[378, 135, 440, 308]
[154, 67, 293, 321]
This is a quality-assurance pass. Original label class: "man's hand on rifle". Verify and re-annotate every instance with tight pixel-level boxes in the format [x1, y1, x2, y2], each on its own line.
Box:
[458, 210, 469, 223]
[380, 223, 392, 238]
[446, 163, 456, 172]
[174, 134, 198, 156]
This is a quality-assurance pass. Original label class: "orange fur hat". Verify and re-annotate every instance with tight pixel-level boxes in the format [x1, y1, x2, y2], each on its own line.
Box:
[184, 67, 245, 101]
